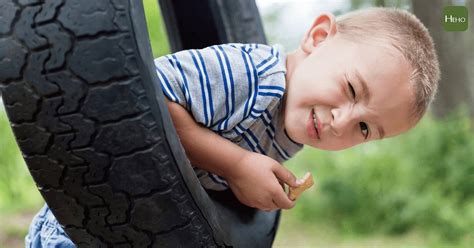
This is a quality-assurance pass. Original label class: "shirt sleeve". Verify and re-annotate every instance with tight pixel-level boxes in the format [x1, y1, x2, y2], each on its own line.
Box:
[153, 43, 286, 139]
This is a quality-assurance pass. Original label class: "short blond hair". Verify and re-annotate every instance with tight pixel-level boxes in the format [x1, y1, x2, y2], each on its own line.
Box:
[336, 8, 440, 122]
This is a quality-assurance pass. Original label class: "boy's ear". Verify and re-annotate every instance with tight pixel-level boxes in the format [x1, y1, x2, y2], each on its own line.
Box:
[301, 13, 337, 54]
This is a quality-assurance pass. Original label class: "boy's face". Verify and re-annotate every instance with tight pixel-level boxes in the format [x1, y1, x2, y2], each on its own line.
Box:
[284, 14, 415, 151]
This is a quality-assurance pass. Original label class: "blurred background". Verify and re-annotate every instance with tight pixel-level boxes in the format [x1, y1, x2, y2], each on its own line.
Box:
[1, 0, 473, 247]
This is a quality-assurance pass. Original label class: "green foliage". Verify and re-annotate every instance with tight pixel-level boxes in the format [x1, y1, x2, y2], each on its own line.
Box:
[143, 0, 170, 57]
[286, 110, 474, 245]
[0, 109, 43, 213]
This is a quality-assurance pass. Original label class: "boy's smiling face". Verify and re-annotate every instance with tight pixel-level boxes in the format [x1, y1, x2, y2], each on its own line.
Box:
[284, 14, 416, 151]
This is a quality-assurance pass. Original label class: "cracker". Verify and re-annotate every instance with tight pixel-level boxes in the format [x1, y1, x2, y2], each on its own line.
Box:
[289, 172, 314, 200]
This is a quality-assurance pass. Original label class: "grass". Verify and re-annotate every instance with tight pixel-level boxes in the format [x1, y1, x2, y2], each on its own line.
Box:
[0, 210, 40, 248]
[274, 213, 429, 248]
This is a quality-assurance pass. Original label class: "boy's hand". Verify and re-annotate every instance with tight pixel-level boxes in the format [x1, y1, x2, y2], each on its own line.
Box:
[225, 152, 300, 211]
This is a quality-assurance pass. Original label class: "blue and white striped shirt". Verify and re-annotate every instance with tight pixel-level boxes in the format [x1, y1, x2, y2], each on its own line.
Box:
[154, 43, 303, 190]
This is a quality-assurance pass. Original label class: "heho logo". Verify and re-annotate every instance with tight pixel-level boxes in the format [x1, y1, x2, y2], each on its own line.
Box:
[443, 6, 468, 31]
[445, 15, 466, 23]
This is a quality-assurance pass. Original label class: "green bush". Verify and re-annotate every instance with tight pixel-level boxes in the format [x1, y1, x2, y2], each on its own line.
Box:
[286, 110, 474, 245]
[143, 0, 170, 57]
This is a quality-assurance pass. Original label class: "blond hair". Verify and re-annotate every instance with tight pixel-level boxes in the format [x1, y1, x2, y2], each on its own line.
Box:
[336, 8, 440, 122]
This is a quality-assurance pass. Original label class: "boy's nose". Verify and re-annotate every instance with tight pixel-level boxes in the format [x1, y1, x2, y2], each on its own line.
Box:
[330, 106, 353, 137]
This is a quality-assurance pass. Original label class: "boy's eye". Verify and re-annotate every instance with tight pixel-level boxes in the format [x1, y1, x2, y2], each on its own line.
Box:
[360, 122, 369, 139]
[348, 82, 356, 99]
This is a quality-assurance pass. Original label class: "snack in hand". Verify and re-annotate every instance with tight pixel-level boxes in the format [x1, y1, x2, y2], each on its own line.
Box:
[289, 172, 314, 200]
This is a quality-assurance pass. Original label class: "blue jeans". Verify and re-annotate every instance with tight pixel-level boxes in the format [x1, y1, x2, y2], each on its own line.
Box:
[25, 204, 76, 248]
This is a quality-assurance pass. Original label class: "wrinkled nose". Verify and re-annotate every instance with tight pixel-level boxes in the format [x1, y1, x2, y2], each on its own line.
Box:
[330, 106, 352, 137]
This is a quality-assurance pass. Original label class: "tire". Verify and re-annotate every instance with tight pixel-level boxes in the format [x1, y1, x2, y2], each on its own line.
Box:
[0, 0, 279, 247]
[159, 0, 267, 51]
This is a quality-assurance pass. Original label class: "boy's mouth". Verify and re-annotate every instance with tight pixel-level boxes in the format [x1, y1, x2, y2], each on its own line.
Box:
[307, 108, 321, 140]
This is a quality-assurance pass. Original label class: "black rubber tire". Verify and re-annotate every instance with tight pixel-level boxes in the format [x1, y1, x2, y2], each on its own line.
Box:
[158, 0, 267, 51]
[0, 0, 280, 247]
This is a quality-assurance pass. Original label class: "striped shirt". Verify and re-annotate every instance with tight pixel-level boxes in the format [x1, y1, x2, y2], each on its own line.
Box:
[154, 43, 303, 191]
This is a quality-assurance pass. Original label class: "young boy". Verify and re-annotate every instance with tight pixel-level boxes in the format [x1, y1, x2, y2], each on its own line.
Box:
[26, 7, 439, 247]
[158, 7, 440, 211]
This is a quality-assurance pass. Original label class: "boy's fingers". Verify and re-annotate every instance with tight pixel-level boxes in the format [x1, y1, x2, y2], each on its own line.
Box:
[273, 191, 295, 209]
[260, 199, 278, 211]
[278, 179, 287, 193]
[273, 164, 299, 188]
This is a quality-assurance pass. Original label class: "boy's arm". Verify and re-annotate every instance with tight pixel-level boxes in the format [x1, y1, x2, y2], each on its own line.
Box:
[165, 98, 249, 178]
[165, 98, 299, 210]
